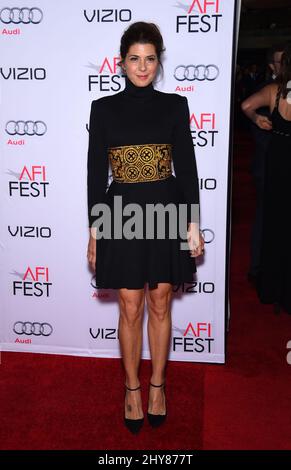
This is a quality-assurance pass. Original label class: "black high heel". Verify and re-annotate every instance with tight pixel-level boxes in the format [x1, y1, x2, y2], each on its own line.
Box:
[124, 384, 144, 434]
[147, 382, 167, 428]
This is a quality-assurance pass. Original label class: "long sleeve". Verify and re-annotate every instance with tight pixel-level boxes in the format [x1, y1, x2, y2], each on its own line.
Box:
[172, 95, 200, 224]
[87, 99, 109, 228]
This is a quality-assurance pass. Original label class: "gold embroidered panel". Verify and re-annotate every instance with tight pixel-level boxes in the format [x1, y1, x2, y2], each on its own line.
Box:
[108, 143, 173, 183]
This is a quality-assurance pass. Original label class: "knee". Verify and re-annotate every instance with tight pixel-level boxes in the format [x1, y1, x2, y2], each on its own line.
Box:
[147, 295, 170, 322]
[119, 297, 144, 327]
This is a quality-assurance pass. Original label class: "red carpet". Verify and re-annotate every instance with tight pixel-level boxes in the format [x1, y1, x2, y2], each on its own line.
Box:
[1, 130, 291, 450]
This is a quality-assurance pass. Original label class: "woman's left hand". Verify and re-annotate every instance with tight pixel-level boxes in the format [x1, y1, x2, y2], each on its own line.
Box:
[187, 223, 205, 257]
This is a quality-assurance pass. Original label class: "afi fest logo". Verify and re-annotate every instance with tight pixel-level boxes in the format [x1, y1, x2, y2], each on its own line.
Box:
[8, 165, 49, 198]
[12, 266, 52, 297]
[176, 0, 222, 33]
[190, 111, 218, 147]
[88, 56, 124, 92]
[172, 321, 215, 353]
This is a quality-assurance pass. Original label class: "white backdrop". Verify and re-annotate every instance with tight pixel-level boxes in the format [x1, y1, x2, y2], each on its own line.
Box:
[0, 0, 240, 363]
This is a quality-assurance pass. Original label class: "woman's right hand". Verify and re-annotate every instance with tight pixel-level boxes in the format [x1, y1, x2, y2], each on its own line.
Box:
[254, 114, 272, 131]
[87, 230, 96, 272]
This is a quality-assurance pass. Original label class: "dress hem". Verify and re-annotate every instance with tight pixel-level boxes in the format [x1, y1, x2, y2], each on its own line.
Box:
[95, 276, 196, 290]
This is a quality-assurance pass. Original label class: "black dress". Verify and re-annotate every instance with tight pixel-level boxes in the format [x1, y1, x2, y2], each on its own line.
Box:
[87, 76, 200, 289]
[256, 84, 291, 311]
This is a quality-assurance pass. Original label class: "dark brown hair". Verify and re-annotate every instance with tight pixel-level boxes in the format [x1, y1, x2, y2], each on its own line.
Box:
[276, 43, 291, 98]
[266, 43, 285, 65]
[117, 21, 165, 72]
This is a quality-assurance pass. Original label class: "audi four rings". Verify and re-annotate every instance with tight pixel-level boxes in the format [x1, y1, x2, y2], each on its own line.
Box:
[174, 65, 219, 81]
[0, 7, 43, 24]
[6, 121, 47, 136]
[13, 321, 53, 336]
[201, 229, 215, 244]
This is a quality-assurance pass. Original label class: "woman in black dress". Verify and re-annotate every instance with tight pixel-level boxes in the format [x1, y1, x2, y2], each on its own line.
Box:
[87, 22, 204, 433]
[241, 43, 291, 314]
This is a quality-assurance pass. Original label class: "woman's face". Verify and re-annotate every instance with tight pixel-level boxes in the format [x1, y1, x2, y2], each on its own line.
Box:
[123, 42, 159, 87]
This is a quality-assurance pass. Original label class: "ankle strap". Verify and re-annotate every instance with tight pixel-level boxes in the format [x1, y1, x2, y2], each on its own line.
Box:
[150, 382, 165, 388]
[125, 384, 141, 392]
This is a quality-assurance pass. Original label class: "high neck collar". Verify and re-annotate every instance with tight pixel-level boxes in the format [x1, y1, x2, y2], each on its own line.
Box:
[124, 75, 154, 98]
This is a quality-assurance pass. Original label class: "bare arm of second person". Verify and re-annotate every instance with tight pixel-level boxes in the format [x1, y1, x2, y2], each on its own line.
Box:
[241, 84, 273, 131]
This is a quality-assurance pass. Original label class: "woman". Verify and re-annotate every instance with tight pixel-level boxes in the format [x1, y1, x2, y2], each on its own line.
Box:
[87, 22, 204, 434]
[241, 43, 291, 314]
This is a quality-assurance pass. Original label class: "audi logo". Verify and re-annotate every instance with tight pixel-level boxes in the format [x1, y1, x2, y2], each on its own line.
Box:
[0, 7, 43, 24]
[6, 120, 47, 136]
[174, 65, 219, 81]
[201, 229, 215, 244]
[13, 321, 53, 336]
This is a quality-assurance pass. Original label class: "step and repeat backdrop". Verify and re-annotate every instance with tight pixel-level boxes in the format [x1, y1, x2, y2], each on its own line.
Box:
[0, 0, 240, 363]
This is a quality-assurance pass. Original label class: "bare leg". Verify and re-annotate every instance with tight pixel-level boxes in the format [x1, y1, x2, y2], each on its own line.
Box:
[118, 287, 145, 420]
[146, 282, 172, 414]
